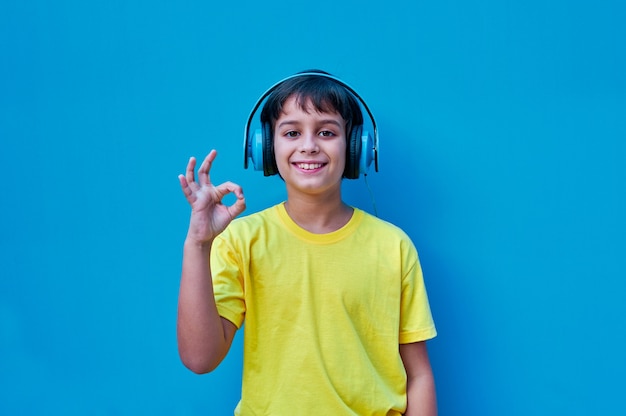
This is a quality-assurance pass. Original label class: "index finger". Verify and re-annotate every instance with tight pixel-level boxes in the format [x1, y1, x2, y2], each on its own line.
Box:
[197, 149, 218, 186]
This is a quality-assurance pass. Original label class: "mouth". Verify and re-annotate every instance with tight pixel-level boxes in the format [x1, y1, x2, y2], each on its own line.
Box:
[294, 162, 326, 171]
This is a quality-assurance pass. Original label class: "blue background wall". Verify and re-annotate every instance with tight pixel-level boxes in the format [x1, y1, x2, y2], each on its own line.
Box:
[1, 0, 624, 414]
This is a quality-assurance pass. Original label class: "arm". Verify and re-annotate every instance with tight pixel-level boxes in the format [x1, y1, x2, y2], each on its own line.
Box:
[400, 341, 437, 416]
[176, 150, 246, 374]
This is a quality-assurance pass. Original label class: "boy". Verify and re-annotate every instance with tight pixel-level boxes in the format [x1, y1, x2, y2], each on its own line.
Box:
[177, 71, 437, 415]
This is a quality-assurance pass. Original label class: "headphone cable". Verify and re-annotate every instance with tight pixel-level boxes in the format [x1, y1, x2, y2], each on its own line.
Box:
[363, 173, 378, 217]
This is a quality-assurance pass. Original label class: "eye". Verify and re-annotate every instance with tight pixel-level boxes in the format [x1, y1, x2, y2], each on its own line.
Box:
[319, 130, 335, 137]
[285, 131, 299, 138]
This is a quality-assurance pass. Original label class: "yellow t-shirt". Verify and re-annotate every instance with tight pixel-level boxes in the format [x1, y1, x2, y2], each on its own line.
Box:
[211, 203, 436, 415]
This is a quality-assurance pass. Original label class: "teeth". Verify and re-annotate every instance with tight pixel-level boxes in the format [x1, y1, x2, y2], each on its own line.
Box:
[297, 163, 322, 170]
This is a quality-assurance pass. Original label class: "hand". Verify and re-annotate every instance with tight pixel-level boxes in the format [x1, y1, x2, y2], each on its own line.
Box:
[178, 150, 246, 244]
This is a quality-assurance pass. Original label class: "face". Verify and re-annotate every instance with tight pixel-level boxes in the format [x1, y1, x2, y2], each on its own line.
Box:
[273, 95, 347, 197]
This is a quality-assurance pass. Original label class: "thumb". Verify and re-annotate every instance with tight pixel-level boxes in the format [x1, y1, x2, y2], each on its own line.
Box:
[228, 192, 246, 219]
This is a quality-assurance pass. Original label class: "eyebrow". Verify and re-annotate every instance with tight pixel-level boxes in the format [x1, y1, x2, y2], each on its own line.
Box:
[277, 119, 343, 129]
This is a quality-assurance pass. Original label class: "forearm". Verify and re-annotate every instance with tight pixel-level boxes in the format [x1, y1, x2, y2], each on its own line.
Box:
[177, 238, 229, 373]
[400, 341, 437, 416]
[405, 371, 437, 416]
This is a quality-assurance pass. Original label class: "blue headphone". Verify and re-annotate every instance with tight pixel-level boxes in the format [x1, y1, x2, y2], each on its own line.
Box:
[243, 72, 379, 179]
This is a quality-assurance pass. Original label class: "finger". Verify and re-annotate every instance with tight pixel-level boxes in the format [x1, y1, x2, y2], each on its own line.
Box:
[229, 194, 246, 218]
[215, 181, 243, 198]
[178, 174, 188, 189]
[215, 181, 246, 217]
[178, 174, 195, 201]
[178, 174, 190, 193]
[198, 150, 217, 186]
[185, 157, 197, 185]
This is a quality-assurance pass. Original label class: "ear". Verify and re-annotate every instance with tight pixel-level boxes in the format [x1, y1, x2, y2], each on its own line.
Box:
[344, 124, 362, 179]
[262, 122, 278, 176]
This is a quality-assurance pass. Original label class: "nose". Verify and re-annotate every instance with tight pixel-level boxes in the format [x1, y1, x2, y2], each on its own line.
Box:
[300, 131, 319, 154]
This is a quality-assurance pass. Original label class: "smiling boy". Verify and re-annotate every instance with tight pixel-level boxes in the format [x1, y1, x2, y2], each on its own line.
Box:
[177, 71, 437, 415]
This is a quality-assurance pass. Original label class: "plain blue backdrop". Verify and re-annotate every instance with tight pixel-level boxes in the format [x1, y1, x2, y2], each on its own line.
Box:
[1, 0, 624, 414]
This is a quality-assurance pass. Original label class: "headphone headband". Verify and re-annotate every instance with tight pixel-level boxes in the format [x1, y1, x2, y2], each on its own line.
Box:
[243, 72, 379, 175]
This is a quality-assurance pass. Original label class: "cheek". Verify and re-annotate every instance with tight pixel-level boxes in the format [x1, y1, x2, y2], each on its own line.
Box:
[272, 139, 292, 174]
[337, 142, 348, 166]
[272, 139, 287, 159]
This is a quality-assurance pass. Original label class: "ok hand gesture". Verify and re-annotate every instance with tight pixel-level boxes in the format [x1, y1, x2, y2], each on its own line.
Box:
[178, 150, 246, 245]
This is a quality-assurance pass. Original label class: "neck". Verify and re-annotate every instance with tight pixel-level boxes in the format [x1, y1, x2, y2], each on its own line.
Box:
[284, 192, 353, 234]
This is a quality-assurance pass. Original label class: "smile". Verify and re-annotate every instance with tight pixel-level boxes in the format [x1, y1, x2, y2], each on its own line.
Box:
[295, 163, 325, 170]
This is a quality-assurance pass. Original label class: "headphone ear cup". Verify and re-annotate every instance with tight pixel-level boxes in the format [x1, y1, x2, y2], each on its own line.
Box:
[262, 122, 278, 176]
[345, 124, 362, 179]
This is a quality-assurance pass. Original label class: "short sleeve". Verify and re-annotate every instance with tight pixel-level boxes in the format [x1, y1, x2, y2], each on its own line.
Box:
[210, 233, 246, 328]
[399, 246, 437, 344]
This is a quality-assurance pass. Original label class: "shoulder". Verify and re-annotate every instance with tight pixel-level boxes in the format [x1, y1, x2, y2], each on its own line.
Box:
[356, 209, 414, 244]
[232, 204, 277, 225]
[219, 204, 282, 239]
[354, 209, 421, 266]
[352, 210, 422, 280]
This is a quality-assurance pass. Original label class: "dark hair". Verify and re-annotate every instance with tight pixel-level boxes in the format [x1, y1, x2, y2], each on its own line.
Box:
[260, 70, 364, 140]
